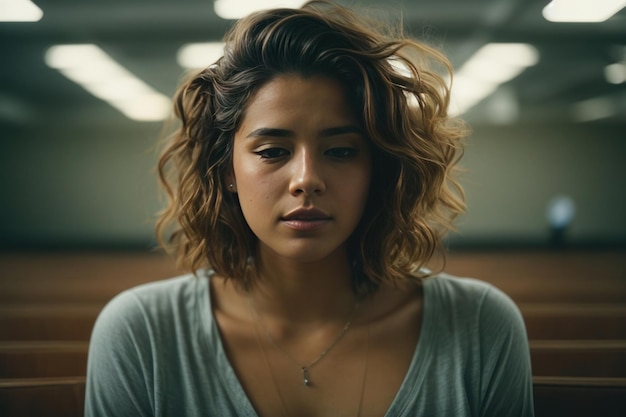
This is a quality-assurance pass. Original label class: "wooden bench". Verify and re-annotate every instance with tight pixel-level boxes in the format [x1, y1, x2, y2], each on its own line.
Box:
[444, 249, 626, 304]
[2, 250, 624, 305]
[0, 377, 85, 417]
[0, 252, 176, 305]
[1, 375, 624, 417]
[1, 250, 624, 415]
[530, 340, 626, 378]
[534, 376, 626, 417]
[2, 339, 625, 381]
[4, 302, 625, 342]
[0, 342, 88, 379]
[0, 305, 101, 342]
[521, 303, 626, 340]
[3, 304, 626, 382]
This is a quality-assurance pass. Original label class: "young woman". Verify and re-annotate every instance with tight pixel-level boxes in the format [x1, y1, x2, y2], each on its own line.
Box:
[85, 1, 534, 416]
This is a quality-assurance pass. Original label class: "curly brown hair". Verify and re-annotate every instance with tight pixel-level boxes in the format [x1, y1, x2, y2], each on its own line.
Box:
[156, 0, 467, 290]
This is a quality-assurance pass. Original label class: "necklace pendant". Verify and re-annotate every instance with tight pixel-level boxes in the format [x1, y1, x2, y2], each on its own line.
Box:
[302, 367, 311, 386]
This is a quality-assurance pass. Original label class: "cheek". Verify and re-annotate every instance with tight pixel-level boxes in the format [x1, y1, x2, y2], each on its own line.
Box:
[337, 167, 371, 220]
[239, 172, 276, 198]
[236, 172, 280, 219]
[233, 154, 260, 190]
[353, 163, 372, 199]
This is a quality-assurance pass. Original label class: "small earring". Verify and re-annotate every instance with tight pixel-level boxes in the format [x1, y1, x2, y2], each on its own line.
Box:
[229, 183, 235, 190]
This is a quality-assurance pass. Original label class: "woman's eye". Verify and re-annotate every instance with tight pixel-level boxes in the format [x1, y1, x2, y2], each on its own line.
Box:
[326, 147, 357, 158]
[254, 147, 289, 160]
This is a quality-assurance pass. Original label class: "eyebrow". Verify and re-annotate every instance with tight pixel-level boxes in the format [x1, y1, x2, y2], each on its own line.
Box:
[245, 125, 363, 139]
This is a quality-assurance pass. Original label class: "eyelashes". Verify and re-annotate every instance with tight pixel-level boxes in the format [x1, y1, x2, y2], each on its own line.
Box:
[254, 148, 289, 160]
[325, 148, 358, 158]
[254, 147, 359, 161]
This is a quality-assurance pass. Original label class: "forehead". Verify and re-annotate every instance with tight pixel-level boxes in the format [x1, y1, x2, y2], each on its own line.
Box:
[239, 74, 358, 126]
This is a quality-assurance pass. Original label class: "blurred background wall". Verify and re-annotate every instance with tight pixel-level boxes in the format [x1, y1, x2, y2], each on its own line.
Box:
[1, 0, 625, 250]
[2, 119, 624, 249]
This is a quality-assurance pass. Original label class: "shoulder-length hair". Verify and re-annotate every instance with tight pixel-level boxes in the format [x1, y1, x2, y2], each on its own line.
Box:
[156, 0, 467, 290]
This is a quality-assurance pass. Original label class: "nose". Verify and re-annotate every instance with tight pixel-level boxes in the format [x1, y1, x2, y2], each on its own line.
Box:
[288, 149, 326, 196]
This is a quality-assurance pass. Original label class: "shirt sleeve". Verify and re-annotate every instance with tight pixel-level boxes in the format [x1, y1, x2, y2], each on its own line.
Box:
[84, 290, 156, 417]
[477, 285, 535, 417]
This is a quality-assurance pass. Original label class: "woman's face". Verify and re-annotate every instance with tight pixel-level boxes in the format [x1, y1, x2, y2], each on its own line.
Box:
[230, 74, 371, 264]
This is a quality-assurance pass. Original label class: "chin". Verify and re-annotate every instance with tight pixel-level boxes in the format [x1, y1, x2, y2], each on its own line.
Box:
[283, 250, 336, 264]
[263, 242, 347, 265]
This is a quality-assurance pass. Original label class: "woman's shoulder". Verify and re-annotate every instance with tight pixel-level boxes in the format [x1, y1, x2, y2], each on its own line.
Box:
[424, 272, 492, 294]
[425, 272, 515, 308]
[423, 272, 525, 330]
[93, 270, 211, 332]
[124, 271, 206, 300]
[108, 271, 199, 304]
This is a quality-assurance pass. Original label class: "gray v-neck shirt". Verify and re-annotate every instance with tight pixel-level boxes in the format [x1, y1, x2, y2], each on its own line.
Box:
[85, 271, 534, 416]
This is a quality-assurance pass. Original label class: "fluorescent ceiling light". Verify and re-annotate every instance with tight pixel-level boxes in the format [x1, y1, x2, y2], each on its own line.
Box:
[449, 43, 538, 116]
[542, 0, 626, 23]
[109, 93, 172, 122]
[604, 62, 626, 84]
[450, 74, 499, 110]
[214, 0, 307, 20]
[0, 0, 43, 22]
[45, 44, 171, 122]
[177, 42, 225, 69]
[572, 96, 617, 122]
[466, 43, 539, 69]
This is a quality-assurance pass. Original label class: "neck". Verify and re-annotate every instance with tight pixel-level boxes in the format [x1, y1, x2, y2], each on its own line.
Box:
[247, 245, 360, 324]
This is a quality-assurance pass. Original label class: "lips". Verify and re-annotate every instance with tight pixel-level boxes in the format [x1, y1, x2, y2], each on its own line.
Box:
[281, 207, 332, 231]
[282, 207, 331, 221]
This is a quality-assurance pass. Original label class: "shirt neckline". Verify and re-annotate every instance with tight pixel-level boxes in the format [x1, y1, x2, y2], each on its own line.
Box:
[197, 269, 436, 417]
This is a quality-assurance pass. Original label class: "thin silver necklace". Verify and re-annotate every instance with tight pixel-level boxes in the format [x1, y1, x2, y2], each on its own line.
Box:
[252, 315, 370, 417]
[249, 298, 360, 387]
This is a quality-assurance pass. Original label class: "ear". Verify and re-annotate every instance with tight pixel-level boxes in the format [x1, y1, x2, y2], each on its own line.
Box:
[225, 172, 237, 193]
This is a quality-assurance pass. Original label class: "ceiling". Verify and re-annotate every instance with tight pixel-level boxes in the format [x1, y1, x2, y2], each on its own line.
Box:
[1, 0, 626, 128]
